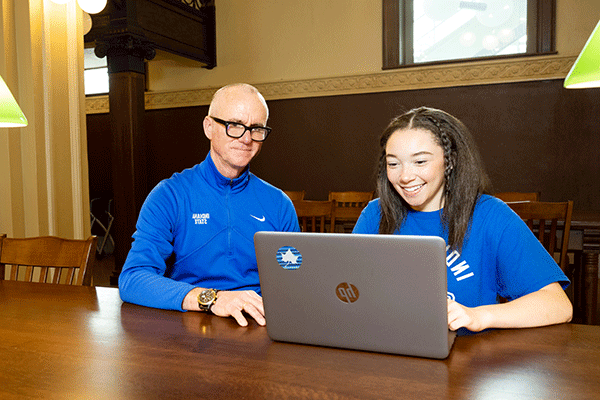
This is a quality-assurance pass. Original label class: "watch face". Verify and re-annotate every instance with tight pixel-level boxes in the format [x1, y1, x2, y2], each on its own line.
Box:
[198, 289, 216, 304]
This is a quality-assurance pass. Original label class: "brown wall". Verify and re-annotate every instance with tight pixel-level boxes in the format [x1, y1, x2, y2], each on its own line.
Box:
[87, 79, 600, 214]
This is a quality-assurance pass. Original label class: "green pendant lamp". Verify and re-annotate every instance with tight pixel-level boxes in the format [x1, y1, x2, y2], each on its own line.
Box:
[0, 74, 28, 127]
[564, 20, 600, 89]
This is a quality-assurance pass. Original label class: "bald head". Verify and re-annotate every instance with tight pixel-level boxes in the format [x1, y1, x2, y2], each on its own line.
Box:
[208, 83, 269, 121]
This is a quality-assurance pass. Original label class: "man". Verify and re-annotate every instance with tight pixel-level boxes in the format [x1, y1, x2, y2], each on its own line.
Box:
[119, 83, 300, 326]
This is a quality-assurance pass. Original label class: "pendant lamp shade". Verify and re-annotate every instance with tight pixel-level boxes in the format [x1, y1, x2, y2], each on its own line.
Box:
[564, 20, 600, 89]
[77, 0, 107, 14]
[0, 74, 28, 127]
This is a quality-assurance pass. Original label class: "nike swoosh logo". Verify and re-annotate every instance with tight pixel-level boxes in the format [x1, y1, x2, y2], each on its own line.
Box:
[250, 215, 266, 222]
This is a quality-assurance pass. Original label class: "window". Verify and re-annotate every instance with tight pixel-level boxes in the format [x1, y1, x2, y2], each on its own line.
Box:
[84, 47, 109, 95]
[383, 0, 556, 69]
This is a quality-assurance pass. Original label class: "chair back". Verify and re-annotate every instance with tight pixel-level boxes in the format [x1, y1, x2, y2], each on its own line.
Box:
[495, 192, 540, 202]
[506, 201, 573, 272]
[292, 200, 336, 233]
[328, 191, 375, 232]
[284, 190, 306, 201]
[0, 235, 97, 286]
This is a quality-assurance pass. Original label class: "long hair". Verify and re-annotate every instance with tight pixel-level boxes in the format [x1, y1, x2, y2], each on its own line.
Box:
[377, 106, 491, 250]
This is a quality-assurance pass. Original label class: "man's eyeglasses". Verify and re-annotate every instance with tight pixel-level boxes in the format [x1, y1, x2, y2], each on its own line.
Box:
[210, 116, 271, 142]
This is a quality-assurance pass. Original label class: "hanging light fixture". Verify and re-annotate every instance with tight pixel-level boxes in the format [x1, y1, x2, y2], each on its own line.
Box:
[50, 0, 107, 15]
[77, 0, 107, 14]
[83, 12, 93, 34]
[564, 20, 600, 89]
[0, 75, 28, 128]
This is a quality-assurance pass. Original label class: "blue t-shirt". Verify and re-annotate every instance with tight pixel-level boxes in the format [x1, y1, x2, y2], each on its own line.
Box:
[353, 195, 569, 309]
[119, 153, 300, 311]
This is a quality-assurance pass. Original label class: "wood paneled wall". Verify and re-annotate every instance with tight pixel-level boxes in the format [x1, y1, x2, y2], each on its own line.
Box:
[87, 79, 600, 214]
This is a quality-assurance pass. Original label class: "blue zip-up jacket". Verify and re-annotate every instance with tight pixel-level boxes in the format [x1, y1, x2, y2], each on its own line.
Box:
[118, 153, 300, 310]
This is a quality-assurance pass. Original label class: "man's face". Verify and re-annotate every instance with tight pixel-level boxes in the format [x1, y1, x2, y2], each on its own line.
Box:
[204, 88, 268, 179]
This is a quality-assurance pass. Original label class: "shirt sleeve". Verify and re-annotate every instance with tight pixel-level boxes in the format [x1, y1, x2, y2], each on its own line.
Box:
[484, 200, 570, 300]
[352, 200, 381, 234]
[118, 182, 195, 311]
[279, 193, 301, 233]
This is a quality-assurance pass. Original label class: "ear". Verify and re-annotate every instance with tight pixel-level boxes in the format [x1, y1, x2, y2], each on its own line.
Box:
[203, 116, 213, 140]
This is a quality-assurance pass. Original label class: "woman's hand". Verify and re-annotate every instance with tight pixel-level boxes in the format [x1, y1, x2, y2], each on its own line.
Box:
[447, 299, 489, 332]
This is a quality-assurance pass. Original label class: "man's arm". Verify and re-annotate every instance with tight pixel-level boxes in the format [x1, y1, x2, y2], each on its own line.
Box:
[118, 182, 195, 311]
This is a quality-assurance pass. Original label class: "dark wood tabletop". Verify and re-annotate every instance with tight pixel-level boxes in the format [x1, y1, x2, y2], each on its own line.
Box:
[2, 280, 599, 400]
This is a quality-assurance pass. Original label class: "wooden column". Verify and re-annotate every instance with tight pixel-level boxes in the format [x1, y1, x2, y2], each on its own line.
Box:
[96, 34, 155, 285]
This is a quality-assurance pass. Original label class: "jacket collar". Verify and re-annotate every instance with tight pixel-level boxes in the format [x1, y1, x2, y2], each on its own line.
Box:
[200, 152, 250, 193]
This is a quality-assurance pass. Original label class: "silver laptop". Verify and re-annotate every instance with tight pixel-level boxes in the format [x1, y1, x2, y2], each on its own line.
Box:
[254, 231, 456, 359]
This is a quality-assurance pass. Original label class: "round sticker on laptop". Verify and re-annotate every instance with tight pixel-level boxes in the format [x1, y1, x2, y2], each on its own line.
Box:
[276, 246, 302, 270]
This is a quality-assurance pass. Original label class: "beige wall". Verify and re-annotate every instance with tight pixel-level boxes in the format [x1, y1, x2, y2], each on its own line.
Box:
[0, 0, 90, 239]
[556, 0, 600, 55]
[140, 0, 600, 101]
[147, 0, 381, 91]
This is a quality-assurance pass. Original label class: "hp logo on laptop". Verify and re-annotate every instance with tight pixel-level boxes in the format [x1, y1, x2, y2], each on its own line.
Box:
[276, 246, 302, 270]
[336, 282, 359, 303]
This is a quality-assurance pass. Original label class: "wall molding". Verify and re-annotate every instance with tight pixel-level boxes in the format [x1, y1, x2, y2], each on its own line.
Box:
[86, 55, 576, 114]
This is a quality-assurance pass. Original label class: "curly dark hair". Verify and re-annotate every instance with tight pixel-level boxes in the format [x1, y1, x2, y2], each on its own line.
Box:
[377, 106, 491, 250]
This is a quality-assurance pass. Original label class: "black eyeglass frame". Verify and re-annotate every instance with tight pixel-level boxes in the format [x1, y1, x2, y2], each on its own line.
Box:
[210, 116, 272, 142]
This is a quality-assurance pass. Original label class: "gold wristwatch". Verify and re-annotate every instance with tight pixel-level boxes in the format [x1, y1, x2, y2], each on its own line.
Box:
[197, 288, 219, 312]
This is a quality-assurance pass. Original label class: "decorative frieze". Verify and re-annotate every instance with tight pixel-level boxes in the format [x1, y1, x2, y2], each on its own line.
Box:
[86, 55, 576, 114]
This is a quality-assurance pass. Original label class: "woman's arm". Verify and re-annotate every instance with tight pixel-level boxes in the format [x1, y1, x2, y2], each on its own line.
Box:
[448, 282, 573, 332]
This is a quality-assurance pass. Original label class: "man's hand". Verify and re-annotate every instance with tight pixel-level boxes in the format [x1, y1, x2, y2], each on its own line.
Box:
[210, 290, 265, 327]
[182, 288, 265, 327]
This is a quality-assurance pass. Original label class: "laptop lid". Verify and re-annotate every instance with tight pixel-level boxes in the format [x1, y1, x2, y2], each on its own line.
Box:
[254, 231, 455, 359]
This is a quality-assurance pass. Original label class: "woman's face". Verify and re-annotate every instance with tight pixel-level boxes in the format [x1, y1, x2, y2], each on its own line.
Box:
[385, 128, 446, 212]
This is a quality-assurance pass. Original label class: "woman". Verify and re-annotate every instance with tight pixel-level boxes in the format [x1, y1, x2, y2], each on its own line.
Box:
[353, 106, 572, 333]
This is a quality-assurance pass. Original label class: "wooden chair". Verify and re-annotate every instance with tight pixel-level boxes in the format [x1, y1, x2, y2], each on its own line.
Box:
[292, 200, 336, 233]
[506, 201, 573, 273]
[284, 190, 306, 201]
[0, 234, 97, 286]
[328, 191, 375, 232]
[495, 192, 540, 202]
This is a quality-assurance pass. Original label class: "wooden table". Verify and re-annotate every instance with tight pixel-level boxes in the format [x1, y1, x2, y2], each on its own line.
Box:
[2, 281, 600, 399]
